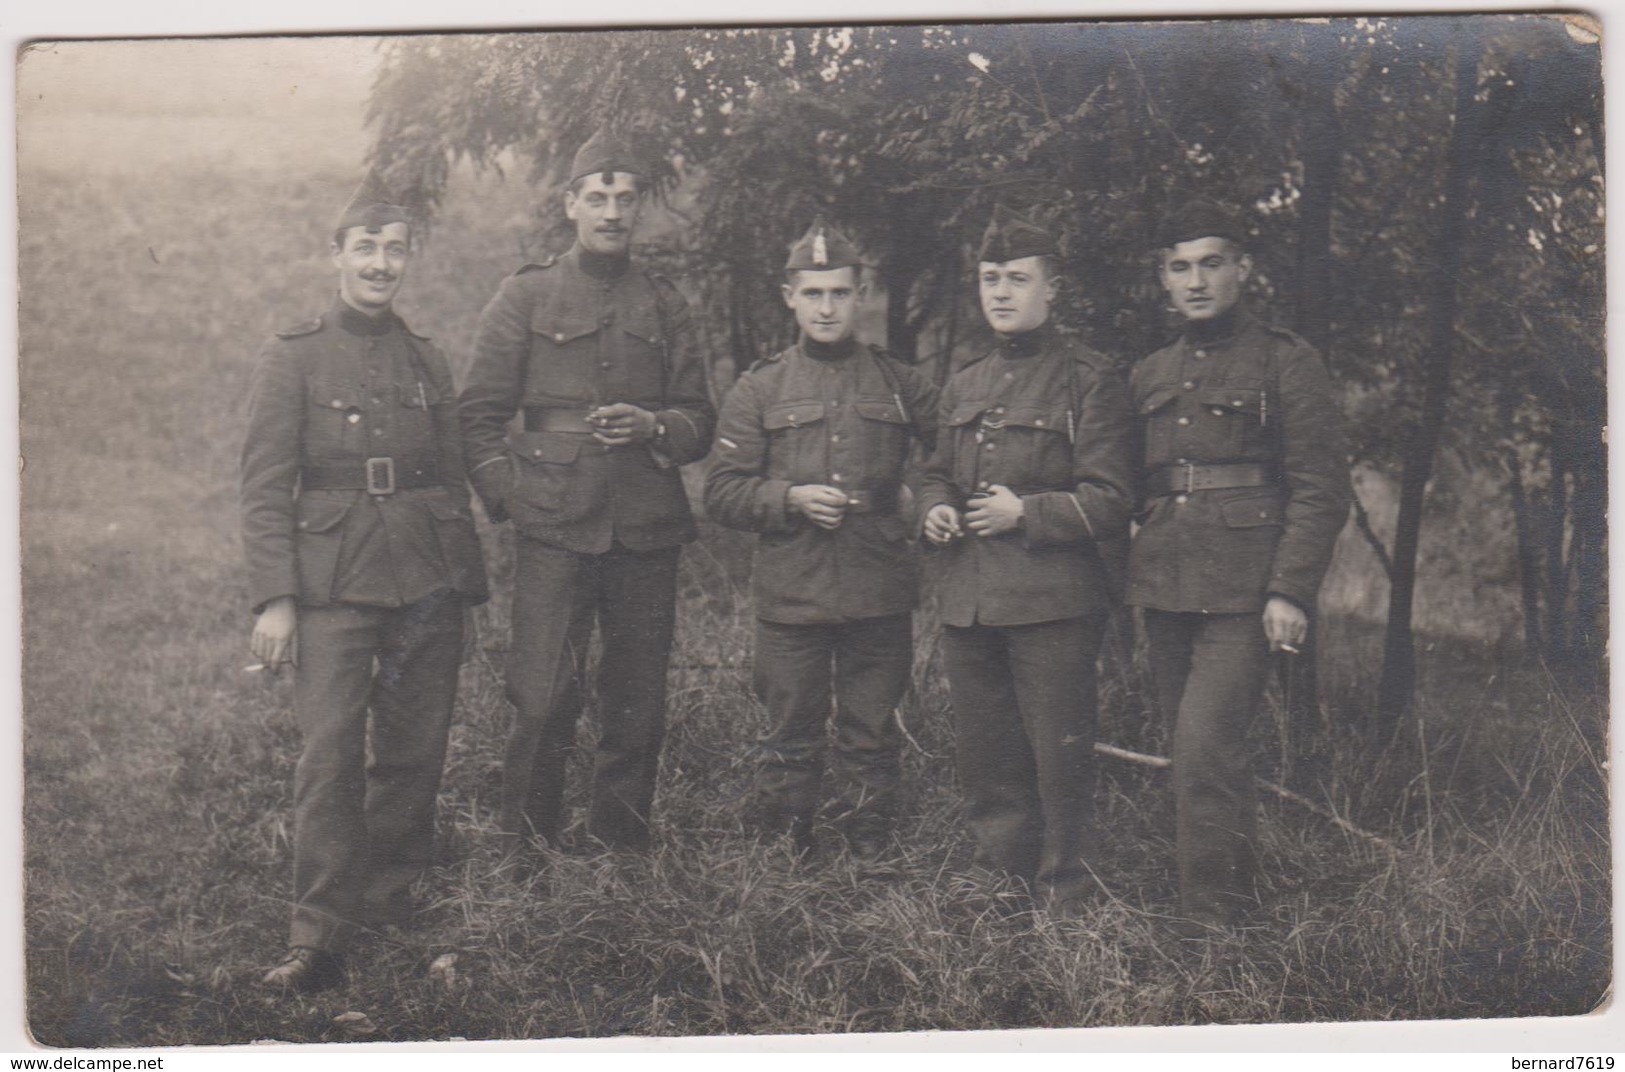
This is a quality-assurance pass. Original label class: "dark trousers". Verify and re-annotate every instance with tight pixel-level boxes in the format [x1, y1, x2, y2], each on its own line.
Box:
[290, 590, 464, 952]
[1142, 609, 1270, 923]
[942, 612, 1107, 903]
[751, 613, 912, 833]
[502, 537, 680, 850]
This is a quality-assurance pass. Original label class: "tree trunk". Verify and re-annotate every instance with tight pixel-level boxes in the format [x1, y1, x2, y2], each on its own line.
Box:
[1284, 25, 1342, 776]
[1541, 444, 1570, 664]
[1375, 29, 1484, 734]
[1506, 438, 1545, 659]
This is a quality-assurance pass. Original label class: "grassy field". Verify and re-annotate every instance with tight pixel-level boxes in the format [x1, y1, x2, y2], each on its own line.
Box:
[18, 112, 1610, 1045]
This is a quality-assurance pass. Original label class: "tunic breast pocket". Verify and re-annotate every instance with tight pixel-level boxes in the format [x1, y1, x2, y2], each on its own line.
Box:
[1136, 384, 1181, 464]
[1192, 386, 1265, 461]
[306, 382, 363, 460]
[945, 400, 988, 493]
[394, 379, 444, 439]
[762, 400, 827, 482]
[525, 314, 599, 404]
[998, 401, 1071, 485]
[853, 398, 911, 471]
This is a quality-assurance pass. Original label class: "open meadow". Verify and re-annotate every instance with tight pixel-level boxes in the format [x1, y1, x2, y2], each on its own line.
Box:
[17, 37, 1609, 1047]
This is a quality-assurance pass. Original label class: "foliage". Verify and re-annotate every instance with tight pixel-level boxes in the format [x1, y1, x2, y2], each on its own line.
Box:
[364, 16, 1604, 688]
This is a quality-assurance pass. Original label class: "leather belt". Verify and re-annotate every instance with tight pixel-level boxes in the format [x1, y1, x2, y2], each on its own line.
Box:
[838, 485, 899, 515]
[1146, 462, 1274, 499]
[524, 407, 597, 434]
[302, 459, 440, 495]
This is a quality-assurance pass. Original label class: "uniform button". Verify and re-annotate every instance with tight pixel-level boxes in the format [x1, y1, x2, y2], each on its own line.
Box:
[554, 332, 566, 343]
[372, 428, 385, 437]
[1232, 399, 1245, 407]
[1194, 349, 1208, 359]
[1176, 457, 1188, 465]
[984, 443, 996, 452]
[534, 449, 543, 457]
[1175, 494, 1188, 504]
[347, 413, 361, 425]
[1211, 407, 1225, 416]
[1177, 416, 1191, 426]
[829, 400, 840, 407]
[978, 480, 991, 490]
[600, 315, 613, 326]
[1004, 372, 1014, 380]
[371, 397, 383, 405]
[600, 361, 612, 370]
[831, 473, 844, 482]
[1259, 510, 1269, 519]
[830, 433, 842, 443]
[1183, 380, 1196, 390]
[1034, 419, 1045, 427]
[330, 399, 344, 408]
[298, 520, 309, 529]
[995, 406, 1006, 415]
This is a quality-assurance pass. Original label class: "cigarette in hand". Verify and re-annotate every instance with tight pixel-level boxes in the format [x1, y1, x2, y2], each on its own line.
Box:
[1278, 643, 1300, 655]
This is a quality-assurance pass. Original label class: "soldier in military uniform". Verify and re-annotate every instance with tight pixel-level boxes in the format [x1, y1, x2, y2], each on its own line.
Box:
[918, 206, 1134, 915]
[705, 217, 938, 858]
[242, 176, 489, 990]
[459, 127, 715, 853]
[1128, 199, 1349, 931]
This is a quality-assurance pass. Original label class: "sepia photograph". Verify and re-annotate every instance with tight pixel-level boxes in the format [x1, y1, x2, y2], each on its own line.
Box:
[13, 4, 1609, 1050]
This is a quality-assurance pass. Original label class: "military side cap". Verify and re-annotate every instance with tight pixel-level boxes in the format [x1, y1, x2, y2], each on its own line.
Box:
[335, 171, 413, 233]
[784, 215, 861, 272]
[570, 124, 643, 183]
[978, 203, 1058, 263]
[1155, 198, 1247, 249]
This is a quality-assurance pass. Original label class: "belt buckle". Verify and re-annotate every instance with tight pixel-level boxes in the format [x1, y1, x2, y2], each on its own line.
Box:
[365, 457, 397, 496]
[1183, 462, 1195, 496]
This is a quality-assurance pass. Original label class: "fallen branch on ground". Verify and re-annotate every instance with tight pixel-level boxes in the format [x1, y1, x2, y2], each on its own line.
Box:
[1092, 741, 1402, 855]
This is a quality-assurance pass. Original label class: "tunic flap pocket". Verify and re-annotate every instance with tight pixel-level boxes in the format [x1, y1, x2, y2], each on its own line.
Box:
[295, 496, 352, 533]
[947, 400, 989, 427]
[854, 399, 910, 424]
[618, 300, 664, 347]
[1197, 387, 1263, 416]
[1001, 401, 1067, 432]
[763, 401, 826, 430]
[509, 431, 583, 464]
[397, 381, 451, 408]
[1139, 385, 1180, 416]
[1220, 493, 1283, 528]
[530, 314, 599, 346]
[308, 383, 359, 411]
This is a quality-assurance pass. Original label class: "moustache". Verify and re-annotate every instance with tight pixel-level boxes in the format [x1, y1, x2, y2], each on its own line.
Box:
[360, 271, 397, 282]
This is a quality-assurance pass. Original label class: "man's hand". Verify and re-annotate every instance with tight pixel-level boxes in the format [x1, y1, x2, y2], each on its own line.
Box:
[788, 485, 849, 530]
[923, 503, 964, 546]
[1263, 596, 1308, 653]
[251, 596, 298, 669]
[965, 484, 1024, 537]
[589, 402, 658, 446]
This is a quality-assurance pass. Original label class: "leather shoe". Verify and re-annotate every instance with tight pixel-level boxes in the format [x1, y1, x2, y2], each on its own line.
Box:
[260, 947, 344, 992]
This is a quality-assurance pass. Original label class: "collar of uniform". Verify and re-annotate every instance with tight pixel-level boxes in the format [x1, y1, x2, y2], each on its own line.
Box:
[574, 244, 632, 283]
[332, 295, 397, 338]
[994, 320, 1053, 360]
[1183, 303, 1250, 349]
[800, 336, 858, 363]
